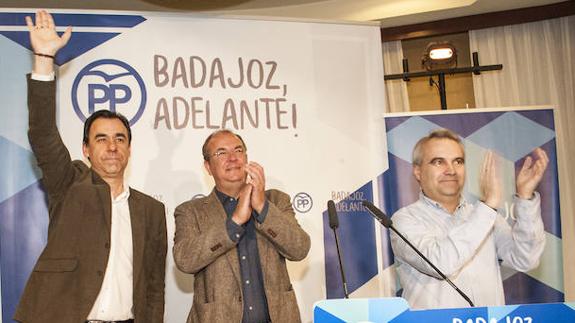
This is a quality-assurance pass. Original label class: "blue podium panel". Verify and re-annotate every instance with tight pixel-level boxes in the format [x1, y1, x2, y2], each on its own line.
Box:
[314, 298, 575, 323]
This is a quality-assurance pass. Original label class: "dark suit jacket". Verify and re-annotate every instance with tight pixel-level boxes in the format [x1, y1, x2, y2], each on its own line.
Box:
[14, 77, 167, 323]
[173, 189, 310, 323]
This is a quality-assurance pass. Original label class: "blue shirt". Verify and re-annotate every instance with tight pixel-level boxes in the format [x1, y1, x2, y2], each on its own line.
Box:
[217, 190, 270, 323]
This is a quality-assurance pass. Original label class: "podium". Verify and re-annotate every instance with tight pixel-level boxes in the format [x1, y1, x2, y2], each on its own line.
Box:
[314, 298, 575, 322]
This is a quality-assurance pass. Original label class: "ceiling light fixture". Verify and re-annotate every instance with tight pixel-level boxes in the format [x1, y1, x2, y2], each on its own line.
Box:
[422, 42, 457, 71]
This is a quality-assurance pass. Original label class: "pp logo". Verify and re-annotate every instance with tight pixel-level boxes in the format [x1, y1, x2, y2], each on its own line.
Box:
[72, 59, 147, 125]
[292, 192, 313, 213]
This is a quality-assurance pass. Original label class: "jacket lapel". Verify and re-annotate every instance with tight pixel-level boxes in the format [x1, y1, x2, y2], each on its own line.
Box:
[129, 190, 145, 284]
[256, 191, 272, 277]
[92, 171, 112, 233]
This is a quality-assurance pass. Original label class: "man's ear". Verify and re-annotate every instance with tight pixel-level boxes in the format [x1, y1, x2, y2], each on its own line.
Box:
[204, 160, 213, 176]
[413, 165, 421, 182]
[82, 143, 90, 161]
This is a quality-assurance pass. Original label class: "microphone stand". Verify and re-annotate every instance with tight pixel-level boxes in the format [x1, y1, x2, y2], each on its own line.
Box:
[363, 200, 474, 307]
[389, 225, 474, 307]
[332, 225, 349, 299]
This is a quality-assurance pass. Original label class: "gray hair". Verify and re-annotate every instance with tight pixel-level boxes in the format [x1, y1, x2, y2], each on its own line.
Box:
[412, 129, 464, 165]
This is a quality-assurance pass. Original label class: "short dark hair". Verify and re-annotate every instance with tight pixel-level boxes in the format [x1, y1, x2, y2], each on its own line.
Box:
[412, 128, 464, 165]
[202, 129, 247, 161]
[83, 110, 132, 145]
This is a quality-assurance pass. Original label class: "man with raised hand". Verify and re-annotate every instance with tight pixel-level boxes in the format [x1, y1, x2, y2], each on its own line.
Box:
[14, 10, 167, 323]
[391, 128, 548, 309]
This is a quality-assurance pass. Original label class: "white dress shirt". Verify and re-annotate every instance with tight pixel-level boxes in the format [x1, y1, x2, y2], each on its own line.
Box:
[87, 185, 134, 320]
[391, 192, 545, 309]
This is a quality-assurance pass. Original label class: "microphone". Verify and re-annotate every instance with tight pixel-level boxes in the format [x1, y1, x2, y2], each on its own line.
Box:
[362, 200, 392, 228]
[328, 200, 339, 229]
[361, 200, 475, 307]
[327, 200, 349, 298]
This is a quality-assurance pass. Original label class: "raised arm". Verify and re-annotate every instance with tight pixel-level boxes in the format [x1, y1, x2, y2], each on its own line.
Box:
[26, 10, 72, 75]
[494, 148, 548, 271]
[26, 10, 77, 203]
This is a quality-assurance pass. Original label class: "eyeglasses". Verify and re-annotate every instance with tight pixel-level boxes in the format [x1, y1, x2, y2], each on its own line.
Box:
[209, 147, 245, 160]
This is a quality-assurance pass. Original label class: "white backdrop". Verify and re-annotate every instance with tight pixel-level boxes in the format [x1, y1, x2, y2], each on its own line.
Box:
[0, 10, 387, 322]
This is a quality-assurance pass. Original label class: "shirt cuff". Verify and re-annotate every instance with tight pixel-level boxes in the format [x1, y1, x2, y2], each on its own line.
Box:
[513, 191, 541, 218]
[226, 217, 245, 242]
[480, 200, 498, 212]
[477, 201, 499, 218]
[514, 191, 540, 202]
[254, 201, 269, 224]
[31, 72, 55, 81]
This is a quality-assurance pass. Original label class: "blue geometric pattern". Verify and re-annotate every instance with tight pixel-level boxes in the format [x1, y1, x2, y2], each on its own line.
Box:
[323, 182, 378, 299]
[386, 116, 441, 162]
[0, 136, 42, 202]
[0, 13, 146, 65]
[314, 298, 410, 323]
[381, 109, 563, 305]
[504, 271, 564, 304]
[0, 35, 32, 150]
[466, 112, 556, 162]
[0, 31, 120, 66]
[516, 109, 556, 130]
[315, 298, 575, 322]
[0, 181, 48, 323]
[421, 111, 502, 137]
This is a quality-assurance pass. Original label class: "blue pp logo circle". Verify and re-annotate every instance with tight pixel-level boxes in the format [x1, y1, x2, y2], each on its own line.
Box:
[72, 59, 147, 126]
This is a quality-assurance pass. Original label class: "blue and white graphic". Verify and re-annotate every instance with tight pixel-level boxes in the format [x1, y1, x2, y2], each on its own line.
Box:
[0, 12, 146, 65]
[72, 59, 147, 125]
[380, 109, 563, 304]
[314, 298, 575, 323]
[323, 109, 563, 307]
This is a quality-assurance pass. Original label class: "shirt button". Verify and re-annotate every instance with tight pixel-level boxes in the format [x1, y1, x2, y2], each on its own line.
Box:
[104, 242, 110, 249]
[235, 233, 241, 238]
[245, 280, 250, 284]
[249, 306, 253, 311]
[97, 270, 103, 277]
[241, 256, 246, 260]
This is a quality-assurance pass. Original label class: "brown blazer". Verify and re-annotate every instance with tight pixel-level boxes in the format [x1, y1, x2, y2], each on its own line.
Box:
[14, 77, 167, 323]
[173, 189, 310, 323]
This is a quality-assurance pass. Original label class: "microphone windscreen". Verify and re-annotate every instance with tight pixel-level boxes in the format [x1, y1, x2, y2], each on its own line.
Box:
[362, 200, 393, 228]
[327, 200, 339, 229]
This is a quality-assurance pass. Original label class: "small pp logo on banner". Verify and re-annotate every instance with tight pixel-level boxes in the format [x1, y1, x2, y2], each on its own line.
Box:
[293, 192, 313, 213]
[72, 59, 147, 126]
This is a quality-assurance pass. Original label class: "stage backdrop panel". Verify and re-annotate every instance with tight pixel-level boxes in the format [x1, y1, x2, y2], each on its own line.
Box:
[0, 10, 386, 322]
[379, 108, 563, 304]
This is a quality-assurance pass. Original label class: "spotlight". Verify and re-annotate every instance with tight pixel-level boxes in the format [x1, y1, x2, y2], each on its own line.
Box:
[422, 42, 457, 71]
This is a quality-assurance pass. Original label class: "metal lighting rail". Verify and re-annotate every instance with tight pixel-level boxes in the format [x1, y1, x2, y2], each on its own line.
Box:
[384, 52, 502, 110]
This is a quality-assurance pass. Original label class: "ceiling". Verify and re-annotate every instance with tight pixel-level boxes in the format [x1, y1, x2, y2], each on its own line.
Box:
[0, 0, 566, 27]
